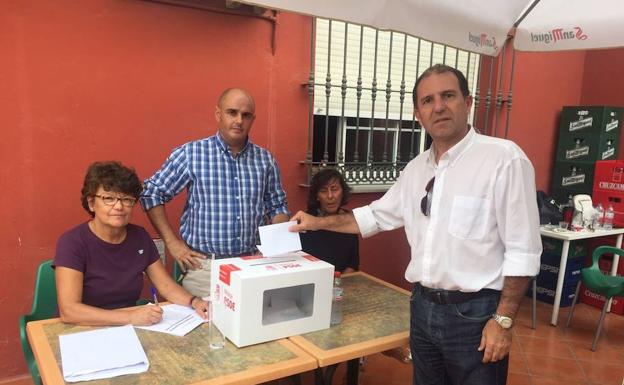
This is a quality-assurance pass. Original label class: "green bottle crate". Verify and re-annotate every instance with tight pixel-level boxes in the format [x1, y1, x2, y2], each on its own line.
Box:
[551, 161, 595, 194]
[555, 131, 619, 162]
[559, 106, 622, 136]
[541, 238, 587, 259]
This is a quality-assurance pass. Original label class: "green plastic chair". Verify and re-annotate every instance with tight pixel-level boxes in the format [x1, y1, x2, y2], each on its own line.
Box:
[566, 246, 624, 351]
[19, 259, 57, 385]
[173, 261, 185, 283]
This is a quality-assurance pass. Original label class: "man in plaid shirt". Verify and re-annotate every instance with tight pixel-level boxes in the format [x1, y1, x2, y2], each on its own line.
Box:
[140, 88, 289, 297]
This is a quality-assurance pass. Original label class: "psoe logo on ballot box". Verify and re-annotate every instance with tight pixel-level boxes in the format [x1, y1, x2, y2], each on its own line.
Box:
[223, 295, 236, 312]
[278, 262, 302, 270]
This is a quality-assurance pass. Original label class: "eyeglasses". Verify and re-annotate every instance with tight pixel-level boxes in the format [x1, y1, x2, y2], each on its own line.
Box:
[94, 194, 137, 207]
[420, 177, 435, 216]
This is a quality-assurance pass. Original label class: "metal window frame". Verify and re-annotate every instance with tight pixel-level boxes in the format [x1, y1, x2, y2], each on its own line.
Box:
[305, 17, 484, 191]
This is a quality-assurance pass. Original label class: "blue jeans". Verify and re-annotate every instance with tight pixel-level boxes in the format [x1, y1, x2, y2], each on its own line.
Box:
[410, 285, 508, 385]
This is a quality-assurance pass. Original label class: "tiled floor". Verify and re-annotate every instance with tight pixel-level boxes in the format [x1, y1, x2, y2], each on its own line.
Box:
[275, 300, 624, 385]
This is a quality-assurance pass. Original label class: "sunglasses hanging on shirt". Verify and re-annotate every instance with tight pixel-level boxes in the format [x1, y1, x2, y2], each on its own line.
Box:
[420, 177, 435, 216]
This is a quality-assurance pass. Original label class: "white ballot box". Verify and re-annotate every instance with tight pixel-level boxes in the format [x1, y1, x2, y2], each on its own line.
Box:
[210, 251, 334, 347]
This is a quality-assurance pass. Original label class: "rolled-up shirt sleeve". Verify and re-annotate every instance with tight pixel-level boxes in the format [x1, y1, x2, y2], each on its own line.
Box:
[140, 146, 190, 211]
[495, 157, 542, 277]
[353, 206, 380, 238]
[353, 175, 406, 238]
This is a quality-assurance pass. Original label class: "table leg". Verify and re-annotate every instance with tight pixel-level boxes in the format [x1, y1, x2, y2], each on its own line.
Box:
[606, 234, 623, 312]
[313, 359, 359, 385]
[611, 234, 622, 276]
[314, 368, 324, 385]
[346, 358, 360, 385]
[551, 240, 570, 326]
[288, 374, 302, 385]
[314, 364, 338, 385]
[531, 277, 537, 329]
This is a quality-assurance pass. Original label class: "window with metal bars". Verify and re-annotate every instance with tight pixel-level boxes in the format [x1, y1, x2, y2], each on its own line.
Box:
[304, 18, 480, 191]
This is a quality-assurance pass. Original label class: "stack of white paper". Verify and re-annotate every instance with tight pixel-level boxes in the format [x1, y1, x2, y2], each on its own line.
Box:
[257, 221, 302, 257]
[136, 304, 206, 336]
[59, 325, 149, 382]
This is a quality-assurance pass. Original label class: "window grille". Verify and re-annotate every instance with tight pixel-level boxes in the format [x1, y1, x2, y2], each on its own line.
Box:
[304, 18, 481, 191]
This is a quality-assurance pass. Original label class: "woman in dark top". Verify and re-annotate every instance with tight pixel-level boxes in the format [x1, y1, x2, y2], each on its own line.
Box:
[54, 161, 208, 326]
[301, 168, 411, 364]
[300, 169, 359, 273]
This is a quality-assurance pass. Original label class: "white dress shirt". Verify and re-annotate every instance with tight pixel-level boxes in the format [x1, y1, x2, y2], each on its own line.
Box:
[353, 129, 542, 291]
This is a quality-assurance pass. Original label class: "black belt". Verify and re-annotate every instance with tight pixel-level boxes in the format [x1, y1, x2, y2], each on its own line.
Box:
[414, 283, 500, 305]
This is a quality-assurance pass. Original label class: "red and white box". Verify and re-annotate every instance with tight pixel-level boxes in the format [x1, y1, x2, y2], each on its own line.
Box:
[210, 252, 334, 347]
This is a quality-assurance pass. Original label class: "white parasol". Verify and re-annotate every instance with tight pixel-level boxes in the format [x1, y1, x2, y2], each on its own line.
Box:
[238, 0, 624, 55]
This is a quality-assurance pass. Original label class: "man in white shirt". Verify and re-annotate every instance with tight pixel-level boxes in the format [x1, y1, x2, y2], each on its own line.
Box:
[290, 64, 542, 385]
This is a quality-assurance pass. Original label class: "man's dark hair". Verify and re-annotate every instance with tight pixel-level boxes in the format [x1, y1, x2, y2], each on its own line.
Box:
[412, 64, 470, 108]
[306, 168, 351, 214]
[80, 161, 142, 217]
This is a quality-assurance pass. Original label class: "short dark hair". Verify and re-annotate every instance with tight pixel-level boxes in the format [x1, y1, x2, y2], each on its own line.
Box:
[80, 161, 142, 217]
[412, 64, 470, 108]
[306, 168, 351, 214]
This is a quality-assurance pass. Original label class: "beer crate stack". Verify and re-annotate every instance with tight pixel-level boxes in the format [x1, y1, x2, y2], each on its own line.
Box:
[530, 238, 585, 307]
[578, 160, 624, 314]
[550, 106, 622, 204]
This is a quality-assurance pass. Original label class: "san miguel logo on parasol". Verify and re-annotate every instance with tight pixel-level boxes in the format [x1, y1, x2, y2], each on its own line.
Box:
[530, 27, 588, 44]
[468, 32, 498, 50]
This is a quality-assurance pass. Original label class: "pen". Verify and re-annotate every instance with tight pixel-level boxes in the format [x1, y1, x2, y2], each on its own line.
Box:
[151, 287, 159, 306]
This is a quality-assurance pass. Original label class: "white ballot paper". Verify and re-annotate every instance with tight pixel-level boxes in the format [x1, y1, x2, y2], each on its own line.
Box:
[59, 325, 149, 382]
[257, 221, 302, 257]
[136, 304, 206, 336]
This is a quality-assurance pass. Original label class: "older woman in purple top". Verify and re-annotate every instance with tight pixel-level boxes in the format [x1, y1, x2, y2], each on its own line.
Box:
[54, 161, 208, 326]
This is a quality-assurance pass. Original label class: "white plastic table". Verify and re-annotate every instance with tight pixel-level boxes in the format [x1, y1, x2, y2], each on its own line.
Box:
[540, 226, 624, 325]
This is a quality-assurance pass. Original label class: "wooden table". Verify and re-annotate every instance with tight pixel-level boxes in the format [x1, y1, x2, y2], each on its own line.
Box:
[540, 226, 624, 325]
[27, 318, 317, 385]
[288, 272, 410, 385]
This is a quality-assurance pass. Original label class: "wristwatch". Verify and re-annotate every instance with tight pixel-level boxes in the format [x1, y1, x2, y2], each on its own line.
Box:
[492, 314, 513, 329]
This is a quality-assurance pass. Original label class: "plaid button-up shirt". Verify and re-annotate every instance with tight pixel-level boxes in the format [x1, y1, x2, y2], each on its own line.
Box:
[140, 134, 289, 257]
